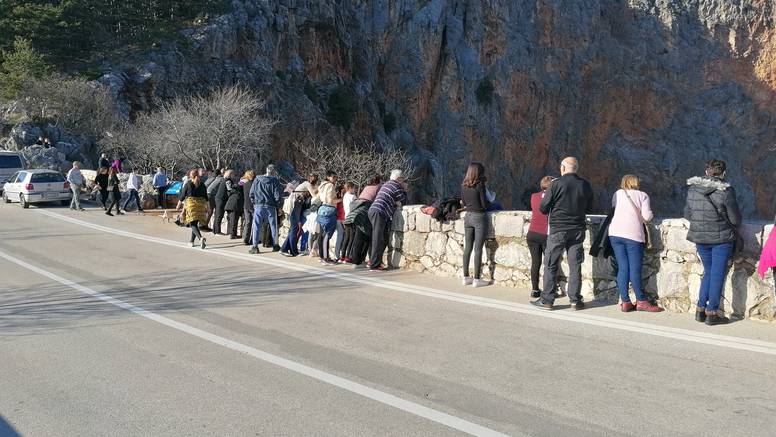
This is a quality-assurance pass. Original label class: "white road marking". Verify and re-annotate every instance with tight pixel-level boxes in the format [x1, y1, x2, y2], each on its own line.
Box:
[35, 209, 776, 356]
[0, 249, 512, 437]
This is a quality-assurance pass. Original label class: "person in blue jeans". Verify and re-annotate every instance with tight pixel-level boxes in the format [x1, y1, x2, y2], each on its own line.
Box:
[315, 170, 341, 264]
[608, 175, 663, 312]
[281, 174, 318, 257]
[684, 159, 741, 325]
[249, 165, 283, 254]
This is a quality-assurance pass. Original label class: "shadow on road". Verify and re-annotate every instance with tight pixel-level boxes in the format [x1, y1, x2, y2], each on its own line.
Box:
[0, 265, 351, 335]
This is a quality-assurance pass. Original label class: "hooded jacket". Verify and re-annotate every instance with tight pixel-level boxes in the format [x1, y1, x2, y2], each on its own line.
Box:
[684, 176, 741, 245]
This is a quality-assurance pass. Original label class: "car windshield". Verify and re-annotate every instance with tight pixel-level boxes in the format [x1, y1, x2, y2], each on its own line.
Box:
[0, 155, 22, 169]
[31, 173, 65, 183]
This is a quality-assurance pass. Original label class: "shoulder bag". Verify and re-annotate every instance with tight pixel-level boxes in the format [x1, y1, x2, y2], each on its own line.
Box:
[623, 190, 653, 250]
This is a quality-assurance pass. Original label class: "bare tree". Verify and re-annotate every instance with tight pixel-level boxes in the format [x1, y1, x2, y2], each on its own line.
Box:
[296, 140, 416, 189]
[101, 85, 274, 174]
[20, 75, 120, 142]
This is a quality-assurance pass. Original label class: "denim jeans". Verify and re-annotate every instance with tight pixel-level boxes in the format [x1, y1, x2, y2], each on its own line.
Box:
[316, 205, 337, 259]
[123, 188, 141, 211]
[696, 242, 733, 312]
[251, 205, 277, 248]
[609, 236, 646, 303]
[281, 205, 302, 255]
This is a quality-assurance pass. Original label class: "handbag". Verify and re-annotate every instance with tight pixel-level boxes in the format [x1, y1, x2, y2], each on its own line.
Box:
[623, 190, 653, 249]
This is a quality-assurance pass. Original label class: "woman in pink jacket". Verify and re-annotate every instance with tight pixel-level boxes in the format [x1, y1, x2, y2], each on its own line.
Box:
[609, 175, 663, 312]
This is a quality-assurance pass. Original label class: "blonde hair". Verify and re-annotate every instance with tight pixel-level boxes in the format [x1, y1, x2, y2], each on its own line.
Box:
[620, 174, 640, 190]
[540, 176, 554, 190]
[242, 170, 255, 180]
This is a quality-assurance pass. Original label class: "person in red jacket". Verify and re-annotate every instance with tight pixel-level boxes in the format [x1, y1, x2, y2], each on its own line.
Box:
[527, 176, 554, 298]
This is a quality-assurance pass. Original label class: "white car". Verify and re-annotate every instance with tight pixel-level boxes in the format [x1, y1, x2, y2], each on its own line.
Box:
[2, 169, 72, 208]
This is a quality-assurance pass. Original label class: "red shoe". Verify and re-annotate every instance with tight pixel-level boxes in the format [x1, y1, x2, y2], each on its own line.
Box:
[636, 300, 664, 312]
[369, 264, 388, 272]
[620, 302, 636, 312]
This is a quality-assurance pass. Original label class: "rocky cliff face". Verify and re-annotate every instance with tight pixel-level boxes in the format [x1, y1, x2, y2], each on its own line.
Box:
[101, 0, 776, 217]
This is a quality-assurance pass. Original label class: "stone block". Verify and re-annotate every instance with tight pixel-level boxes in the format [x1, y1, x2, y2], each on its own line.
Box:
[494, 214, 524, 238]
[402, 231, 427, 258]
[494, 267, 513, 282]
[425, 232, 448, 257]
[493, 242, 531, 269]
[655, 262, 688, 298]
[445, 237, 464, 266]
[416, 213, 432, 233]
[454, 217, 464, 234]
[662, 226, 696, 254]
[420, 256, 436, 270]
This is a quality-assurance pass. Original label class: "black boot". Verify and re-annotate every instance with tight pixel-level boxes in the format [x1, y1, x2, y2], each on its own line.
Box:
[704, 311, 729, 326]
[694, 309, 706, 323]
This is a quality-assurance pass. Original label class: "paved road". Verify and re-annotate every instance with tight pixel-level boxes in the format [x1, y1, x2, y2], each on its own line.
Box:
[1, 204, 776, 436]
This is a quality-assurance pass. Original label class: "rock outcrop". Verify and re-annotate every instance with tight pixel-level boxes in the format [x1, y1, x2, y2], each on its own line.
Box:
[100, 0, 776, 217]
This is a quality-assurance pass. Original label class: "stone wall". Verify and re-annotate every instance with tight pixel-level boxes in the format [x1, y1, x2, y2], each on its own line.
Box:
[284, 206, 776, 322]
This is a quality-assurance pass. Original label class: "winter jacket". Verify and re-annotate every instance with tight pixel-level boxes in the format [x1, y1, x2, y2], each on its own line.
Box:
[215, 177, 232, 206]
[589, 209, 614, 259]
[684, 176, 741, 245]
[225, 179, 244, 212]
[250, 175, 283, 207]
[540, 173, 594, 233]
[344, 199, 373, 236]
[206, 175, 224, 197]
[243, 179, 254, 213]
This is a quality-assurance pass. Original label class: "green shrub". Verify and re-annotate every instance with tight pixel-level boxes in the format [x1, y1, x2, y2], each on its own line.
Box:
[383, 112, 396, 133]
[327, 85, 358, 129]
[304, 82, 319, 104]
[475, 78, 495, 106]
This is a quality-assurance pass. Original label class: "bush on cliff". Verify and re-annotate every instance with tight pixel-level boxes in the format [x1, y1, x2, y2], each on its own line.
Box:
[326, 85, 358, 130]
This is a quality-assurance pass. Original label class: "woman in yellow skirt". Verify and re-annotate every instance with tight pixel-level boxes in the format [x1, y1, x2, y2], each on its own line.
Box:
[178, 169, 210, 249]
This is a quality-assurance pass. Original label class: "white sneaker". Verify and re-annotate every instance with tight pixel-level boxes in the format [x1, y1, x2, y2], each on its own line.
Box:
[472, 279, 489, 288]
[462, 276, 473, 285]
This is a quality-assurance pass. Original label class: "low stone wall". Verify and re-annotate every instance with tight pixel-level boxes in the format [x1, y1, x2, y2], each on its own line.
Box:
[282, 206, 776, 322]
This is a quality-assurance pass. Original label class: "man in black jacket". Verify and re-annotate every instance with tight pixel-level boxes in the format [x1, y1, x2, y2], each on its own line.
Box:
[533, 157, 594, 310]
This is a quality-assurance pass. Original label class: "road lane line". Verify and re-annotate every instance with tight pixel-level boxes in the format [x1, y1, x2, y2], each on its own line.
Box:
[35, 209, 776, 356]
[0, 249, 512, 437]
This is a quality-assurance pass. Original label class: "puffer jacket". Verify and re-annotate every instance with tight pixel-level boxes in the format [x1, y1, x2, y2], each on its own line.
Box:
[684, 176, 741, 244]
[344, 199, 372, 236]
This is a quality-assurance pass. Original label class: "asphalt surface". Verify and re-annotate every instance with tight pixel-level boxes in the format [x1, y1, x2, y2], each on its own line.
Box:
[1, 204, 776, 437]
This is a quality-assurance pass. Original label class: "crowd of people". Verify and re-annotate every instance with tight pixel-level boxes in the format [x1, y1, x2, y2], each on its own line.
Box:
[82, 153, 759, 327]
[171, 164, 409, 273]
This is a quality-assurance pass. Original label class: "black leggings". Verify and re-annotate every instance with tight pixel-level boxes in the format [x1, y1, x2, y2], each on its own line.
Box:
[463, 212, 487, 279]
[190, 220, 203, 243]
[107, 191, 121, 213]
[526, 231, 548, 291]
[340, 224, 354, 259]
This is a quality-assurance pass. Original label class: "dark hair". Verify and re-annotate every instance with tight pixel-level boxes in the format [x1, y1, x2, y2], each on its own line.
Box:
[308, 173, 319, 184]
[368, 175, 383, 185]
[462, 162, 486, 188]
[705, 159, 726, 177]
[325, 170, 337, 178]
[214, 168, 222, 175]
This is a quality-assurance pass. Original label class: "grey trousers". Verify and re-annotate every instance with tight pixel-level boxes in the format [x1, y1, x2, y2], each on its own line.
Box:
[70, 185, 81, 209]
[541, 229, 586, 305]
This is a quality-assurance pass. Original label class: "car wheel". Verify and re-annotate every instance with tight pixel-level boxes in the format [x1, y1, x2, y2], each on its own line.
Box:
[20, 194, 29, 209]
[1, 191, 9, 204]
